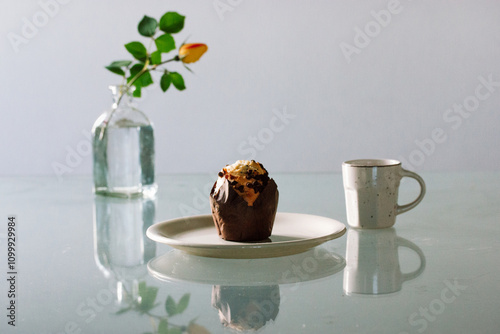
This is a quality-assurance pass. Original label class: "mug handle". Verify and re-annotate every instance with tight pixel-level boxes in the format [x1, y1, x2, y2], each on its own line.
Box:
[397, 237, 426, 282]
[397, 168, 426, 215]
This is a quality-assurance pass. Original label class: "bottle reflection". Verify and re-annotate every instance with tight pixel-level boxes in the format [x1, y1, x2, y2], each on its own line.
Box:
[212, 285, 280, 331]
[93, 195, 156, 305]
[343, 228, 426, 295]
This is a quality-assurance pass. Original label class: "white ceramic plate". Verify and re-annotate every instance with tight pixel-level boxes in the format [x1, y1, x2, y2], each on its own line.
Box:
[148, 248, 346, 285]
[146, 212, 346, 259]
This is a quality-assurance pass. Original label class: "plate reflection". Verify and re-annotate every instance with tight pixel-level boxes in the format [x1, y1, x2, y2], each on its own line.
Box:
[148, 247, 345, 332]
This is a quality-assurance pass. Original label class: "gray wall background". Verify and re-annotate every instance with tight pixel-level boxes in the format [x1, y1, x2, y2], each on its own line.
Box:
[1, 0, 499, 178]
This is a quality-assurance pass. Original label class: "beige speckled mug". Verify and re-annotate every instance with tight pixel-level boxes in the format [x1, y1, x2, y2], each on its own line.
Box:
[342, 159, 426, 229]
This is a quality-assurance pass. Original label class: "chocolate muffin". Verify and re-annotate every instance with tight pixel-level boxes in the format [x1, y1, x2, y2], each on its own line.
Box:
[210, 160, 279, 241]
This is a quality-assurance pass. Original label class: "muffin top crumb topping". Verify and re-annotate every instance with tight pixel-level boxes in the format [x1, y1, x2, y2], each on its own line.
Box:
[214, 160, 270, 206]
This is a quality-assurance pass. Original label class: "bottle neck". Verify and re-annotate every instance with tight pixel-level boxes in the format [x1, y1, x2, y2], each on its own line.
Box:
[109, 85, 135, 109]
[105, 85, 150, 127]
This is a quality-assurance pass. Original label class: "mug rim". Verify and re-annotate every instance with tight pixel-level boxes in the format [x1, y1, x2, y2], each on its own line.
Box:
[343, 159, 401, 168]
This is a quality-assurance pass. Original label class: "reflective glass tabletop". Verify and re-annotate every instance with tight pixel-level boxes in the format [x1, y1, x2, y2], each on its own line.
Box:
[1, 172, 499, 334]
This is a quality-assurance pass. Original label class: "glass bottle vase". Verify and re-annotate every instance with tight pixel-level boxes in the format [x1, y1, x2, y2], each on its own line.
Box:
[92, 85, 157, 198]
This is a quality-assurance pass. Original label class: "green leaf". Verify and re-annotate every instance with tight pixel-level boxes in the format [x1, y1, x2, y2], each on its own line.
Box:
[115, 307, 131, 315]
[165, 296, 177, 316]
[133, 87, 141, 98]
[159, 12, 185, 34]
[167, 328, 182, 334]
[155, 34, 175, 53]
[138, 281, 147, 294]
[136, 71, 153, 87]
[138, 15, 158, 37]
[105, 60, 132, 76]
[176, 294, 190, 314]
[105, 65, 125, 76]
[158, 319, 169, 334]
[125, 41, 148, 60]
[151, 50, 162, 65]
[169, 72, 185, 91]
[128, 64, 153, 88]
[137, 282, 159, 312]
[160, 72, 171, 92]
[108, 60, 132, 67]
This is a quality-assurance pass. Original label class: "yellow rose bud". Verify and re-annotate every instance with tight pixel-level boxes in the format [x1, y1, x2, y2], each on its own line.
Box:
[179, 43, 208, 63]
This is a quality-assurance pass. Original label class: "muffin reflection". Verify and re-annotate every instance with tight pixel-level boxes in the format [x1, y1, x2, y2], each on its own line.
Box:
[212, 285, 280, 332]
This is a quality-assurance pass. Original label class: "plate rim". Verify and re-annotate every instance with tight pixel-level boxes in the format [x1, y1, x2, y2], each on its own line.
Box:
[146, 212, 346, 250]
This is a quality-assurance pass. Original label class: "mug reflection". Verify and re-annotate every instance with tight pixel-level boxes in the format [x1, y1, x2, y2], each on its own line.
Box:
[343, 227, 426, 295]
